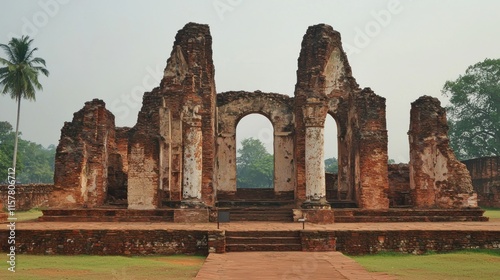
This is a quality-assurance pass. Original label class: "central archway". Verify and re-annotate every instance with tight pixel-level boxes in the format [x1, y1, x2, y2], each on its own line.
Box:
[215, 91, 295, 201]
[236, 113, 274, 189]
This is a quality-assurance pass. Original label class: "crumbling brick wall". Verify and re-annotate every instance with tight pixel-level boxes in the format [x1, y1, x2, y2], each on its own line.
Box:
[351, 88, 389, 209]
[127, 22, 217, 209]
[463, 156, 500, 207]
[51, 99, 125, 208]
[0, 184, 53, 211]
[293, 24, 389, 209]
[409, 96, 477, 208]
[388, 164, 411, 207]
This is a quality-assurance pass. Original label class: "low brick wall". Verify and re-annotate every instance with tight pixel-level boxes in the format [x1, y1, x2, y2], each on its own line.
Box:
[0, 184, 54, 211]
[2, 229, 498, 256]
[332, 230, 500, 255]
[0, 230, 208, 255]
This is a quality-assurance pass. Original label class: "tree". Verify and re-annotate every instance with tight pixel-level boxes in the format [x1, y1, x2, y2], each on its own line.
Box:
[0, 121, 23, 176]
[0, 36, 49, 177]
[325, 157, 338, 173]
[442, 58, 500, 160]
[0, 121, 55, 183]
[236, 138, 273, 188]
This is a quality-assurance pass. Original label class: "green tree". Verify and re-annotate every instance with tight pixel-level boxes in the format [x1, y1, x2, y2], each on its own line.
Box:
[442, 58, 500, 159]
[0, 36, 49, 178]
[236, 138, 273, 188]
[325, 157, 338, 173]
[0, 121, 23, 176]
[0, 121, 55, 183]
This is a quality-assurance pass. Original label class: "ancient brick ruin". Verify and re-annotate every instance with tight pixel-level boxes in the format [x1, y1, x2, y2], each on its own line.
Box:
[463, 156, 500, 208]
[48, 23, 480, 222]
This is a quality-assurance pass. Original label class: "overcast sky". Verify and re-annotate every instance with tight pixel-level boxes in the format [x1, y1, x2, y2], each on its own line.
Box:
[1, 0, 499, 162]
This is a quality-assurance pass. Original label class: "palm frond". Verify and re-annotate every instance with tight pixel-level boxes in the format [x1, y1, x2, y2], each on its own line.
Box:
[0, 36, 48, 101]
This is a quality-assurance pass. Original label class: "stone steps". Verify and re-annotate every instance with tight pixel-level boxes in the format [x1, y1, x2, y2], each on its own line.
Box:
[219, 208, 293, 222]
[329, 200, 358, 208]
[216, 200, 295, 208]
[225, 231, 302, 252]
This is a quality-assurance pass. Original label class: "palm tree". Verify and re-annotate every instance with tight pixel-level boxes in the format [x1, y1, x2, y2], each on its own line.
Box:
[0, 36, 49, 179]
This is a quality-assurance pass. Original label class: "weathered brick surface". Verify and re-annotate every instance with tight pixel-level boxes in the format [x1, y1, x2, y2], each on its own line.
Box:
[2, 228, 497, 255]
[208, 230, 225, 253]
[0, 184, 53, 211]
[0, 229, 207, 255]
[333, 230, 500, 255]
[409, 96, 477, 208]
[353, 89, 389, 209]
[127, 22, 216, 209]
[463, 156, 500, 207]
[388, 164, 412, 207]
[51, 99, 126, 208]
[301, 231, 336, 251]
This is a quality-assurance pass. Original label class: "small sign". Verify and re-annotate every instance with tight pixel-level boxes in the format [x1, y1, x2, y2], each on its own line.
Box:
[217, 211, 230, 229]
[218, 211, 230, 223]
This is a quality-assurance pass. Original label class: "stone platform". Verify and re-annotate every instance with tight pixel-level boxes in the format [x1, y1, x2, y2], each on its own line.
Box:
[39, 207, 488, 223]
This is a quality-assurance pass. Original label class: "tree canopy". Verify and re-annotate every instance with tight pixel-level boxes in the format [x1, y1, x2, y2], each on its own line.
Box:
[236, 138, 273, 188]
[325, 157, 338, 173]
[442, 58, 500, 160]
[0, 121, 55, 183]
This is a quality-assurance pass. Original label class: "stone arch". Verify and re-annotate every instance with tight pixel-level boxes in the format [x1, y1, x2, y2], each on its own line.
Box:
[215, 91, 295, 196]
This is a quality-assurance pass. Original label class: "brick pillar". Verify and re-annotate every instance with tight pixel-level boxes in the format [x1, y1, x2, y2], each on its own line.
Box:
[302, 98, 330, 209]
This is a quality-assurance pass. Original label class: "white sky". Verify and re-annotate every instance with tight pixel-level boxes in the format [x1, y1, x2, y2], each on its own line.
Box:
[1, 0, 499, 163]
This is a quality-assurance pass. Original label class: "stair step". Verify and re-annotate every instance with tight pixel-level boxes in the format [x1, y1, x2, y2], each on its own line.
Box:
[226, 231, 300, 238]
[226, 244, 302, 252]
[226, 237, 301, 245]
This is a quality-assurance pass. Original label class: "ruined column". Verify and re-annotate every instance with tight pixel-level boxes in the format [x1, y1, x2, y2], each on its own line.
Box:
[409, 96, 477, 208]
[353, 89, 390, 209]
[181, 104, 204, 207]
[302, 98, 330, 209]
[294, 24, 359, 207]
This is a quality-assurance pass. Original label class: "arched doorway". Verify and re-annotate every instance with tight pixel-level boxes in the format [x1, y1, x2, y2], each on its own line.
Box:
[215, 91, 295, 203]
[324, 114, 338, 202]
[323, 112, 356, 207]
[236, 113, 274, 189]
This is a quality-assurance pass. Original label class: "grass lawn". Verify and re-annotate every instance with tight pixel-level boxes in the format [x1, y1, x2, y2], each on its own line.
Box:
[483, 207, 500, 219]
[352, 250, 500, 280]
[13, 209, 43, 222]
[1, 254, 205, 280]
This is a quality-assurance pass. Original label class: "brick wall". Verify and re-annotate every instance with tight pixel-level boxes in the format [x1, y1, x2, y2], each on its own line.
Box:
[388, 164, 411, 207]
[409, 96, 477, 208]
[463, 157, 500, 207]
[3, 229, 497, 256]
[0, 184, 53, 211]
[0, 229, 208, 255]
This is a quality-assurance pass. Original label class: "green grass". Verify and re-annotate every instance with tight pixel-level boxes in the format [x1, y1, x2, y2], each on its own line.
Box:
[352, 250, 500, 280]
[482, 207, 500, 219]
[12, 209, 43, 222]
[1, 254, 205, 280]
